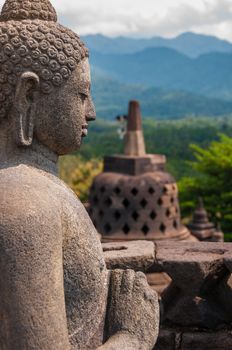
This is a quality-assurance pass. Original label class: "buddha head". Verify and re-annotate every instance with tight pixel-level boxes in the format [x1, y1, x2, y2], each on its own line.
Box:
[0, 0, 96, 155]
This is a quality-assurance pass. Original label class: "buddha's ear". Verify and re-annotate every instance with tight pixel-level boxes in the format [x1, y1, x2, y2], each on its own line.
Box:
[14, 72, 40, 147]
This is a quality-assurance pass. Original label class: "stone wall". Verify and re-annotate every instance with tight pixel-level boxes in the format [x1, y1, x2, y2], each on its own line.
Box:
[103, 241, 232, 350]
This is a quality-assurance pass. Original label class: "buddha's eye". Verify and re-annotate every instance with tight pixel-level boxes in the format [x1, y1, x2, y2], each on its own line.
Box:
[79, 92, 88, 102]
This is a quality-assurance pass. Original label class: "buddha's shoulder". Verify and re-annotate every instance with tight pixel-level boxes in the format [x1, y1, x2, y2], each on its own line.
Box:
[0, 167, 50, 214]
[0, 164, 84, 212]
[0, 164, 64, 207]
[1, 164, 53, 189]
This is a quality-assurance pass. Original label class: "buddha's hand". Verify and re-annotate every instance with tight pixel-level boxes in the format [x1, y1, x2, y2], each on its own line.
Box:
[104, 269, 159, 350]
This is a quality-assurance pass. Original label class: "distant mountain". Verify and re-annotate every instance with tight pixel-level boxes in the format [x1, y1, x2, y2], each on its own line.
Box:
[83, 32, 232, 58]
[91, 71, 232, 119]
[84, 32, 232, 116]
[89, 48, 232, 100]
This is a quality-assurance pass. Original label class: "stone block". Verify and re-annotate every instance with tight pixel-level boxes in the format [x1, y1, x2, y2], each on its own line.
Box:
[154, 329, 177, 350]
[103, 240, 155, 272]
[181, 331, 232, 350]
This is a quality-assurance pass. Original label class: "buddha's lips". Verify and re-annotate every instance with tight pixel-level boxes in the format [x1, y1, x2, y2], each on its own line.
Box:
[82, 124, 88, 137]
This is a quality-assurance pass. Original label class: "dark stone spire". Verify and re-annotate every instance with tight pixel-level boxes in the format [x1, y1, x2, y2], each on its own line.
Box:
[124, 100, 146, 156]
[127, 100, 143, 131]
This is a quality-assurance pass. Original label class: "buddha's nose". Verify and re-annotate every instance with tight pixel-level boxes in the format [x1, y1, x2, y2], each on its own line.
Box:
[86, 96, 96, 122]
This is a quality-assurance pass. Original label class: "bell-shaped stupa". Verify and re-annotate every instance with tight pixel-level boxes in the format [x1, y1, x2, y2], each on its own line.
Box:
[89, 101, 195, 242]
[188, 198, 224, 242]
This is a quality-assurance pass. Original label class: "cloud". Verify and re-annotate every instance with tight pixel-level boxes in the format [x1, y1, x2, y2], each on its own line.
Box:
[0, 0, 232, 41]
[55, 0, 232, 41]
[155, 0, 232, 37]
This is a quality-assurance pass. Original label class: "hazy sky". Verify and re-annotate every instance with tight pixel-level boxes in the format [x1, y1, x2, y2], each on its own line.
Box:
[1, 0, 232, 41]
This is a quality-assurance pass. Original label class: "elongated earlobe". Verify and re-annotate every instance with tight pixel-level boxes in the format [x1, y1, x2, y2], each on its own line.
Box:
[16, 103, 37, 147]
[14, 72, 39, 147]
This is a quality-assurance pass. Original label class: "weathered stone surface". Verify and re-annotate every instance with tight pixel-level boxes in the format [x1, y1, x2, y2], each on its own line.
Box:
[103, 240, 155, 272]
[152, 242, 232, 329]
[104, 154, 166, 176]
[0, 1, 159, 349]
[154, 329, 176, 350]
[146, 272, 172, 294]
[104, 241, 232, 348]
[103, 241, 172, 294]
[154, 241, 228, 279]
[90, 170, 192, 242]
[154, 329, 232, 350]
[224, 250, 232, 272]
[0, 9, 88, 125]
[181, 331, 232, 350]
[1, 0, 57, 21]
[100, 269, 160, 350]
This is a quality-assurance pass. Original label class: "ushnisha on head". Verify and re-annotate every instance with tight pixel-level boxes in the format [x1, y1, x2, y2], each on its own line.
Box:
[0, 0, 96, 155]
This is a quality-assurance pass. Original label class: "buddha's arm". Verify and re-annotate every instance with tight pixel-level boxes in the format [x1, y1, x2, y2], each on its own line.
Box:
[98, 269, 160, 350]
[0, 189, 70, 350]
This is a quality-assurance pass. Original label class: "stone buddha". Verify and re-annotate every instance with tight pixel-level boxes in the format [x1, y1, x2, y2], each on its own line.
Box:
[0, 0, 159, 349]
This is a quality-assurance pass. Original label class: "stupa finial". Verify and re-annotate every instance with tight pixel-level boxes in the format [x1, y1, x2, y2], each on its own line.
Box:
[0, 0, 57, 22]
[124, 100, 146, 156]
[197, 197, 204, 209]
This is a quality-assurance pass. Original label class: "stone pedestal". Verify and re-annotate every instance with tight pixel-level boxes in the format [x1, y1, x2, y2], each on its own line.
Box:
[103, 240, 232, 350]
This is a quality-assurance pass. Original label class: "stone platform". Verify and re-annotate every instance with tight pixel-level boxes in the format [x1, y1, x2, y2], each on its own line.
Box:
[103, 240, 232, 350]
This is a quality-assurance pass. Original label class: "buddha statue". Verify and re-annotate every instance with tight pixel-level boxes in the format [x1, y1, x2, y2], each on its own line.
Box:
[0, 0, 159, 349]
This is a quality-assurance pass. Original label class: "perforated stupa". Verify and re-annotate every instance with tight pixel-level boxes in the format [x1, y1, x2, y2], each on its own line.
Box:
[89, 101, 195, 242]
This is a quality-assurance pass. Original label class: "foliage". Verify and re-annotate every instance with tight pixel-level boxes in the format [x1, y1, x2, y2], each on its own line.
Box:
[91, 70, 232, 120]
[80, 117, 232, 179]
[58, 117, 232, 239]
[179, 134, 232, 237]
[59, 155, 103, 202]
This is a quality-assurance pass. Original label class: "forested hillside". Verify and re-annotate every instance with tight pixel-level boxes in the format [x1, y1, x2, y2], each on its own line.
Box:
[83, 32, 232, 58]
[79, 117, 232, 178]
[83, 33, 232, 119]
[91, 71, 232, 119]
[90, 48, 232, 99]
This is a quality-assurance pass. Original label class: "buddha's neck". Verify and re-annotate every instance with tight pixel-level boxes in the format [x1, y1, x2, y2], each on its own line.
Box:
[0, 128, 59, 176]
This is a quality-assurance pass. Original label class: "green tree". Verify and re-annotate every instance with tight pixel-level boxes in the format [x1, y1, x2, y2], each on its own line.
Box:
[179, 134, 232, 238]
[59, 155, 103, 202]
